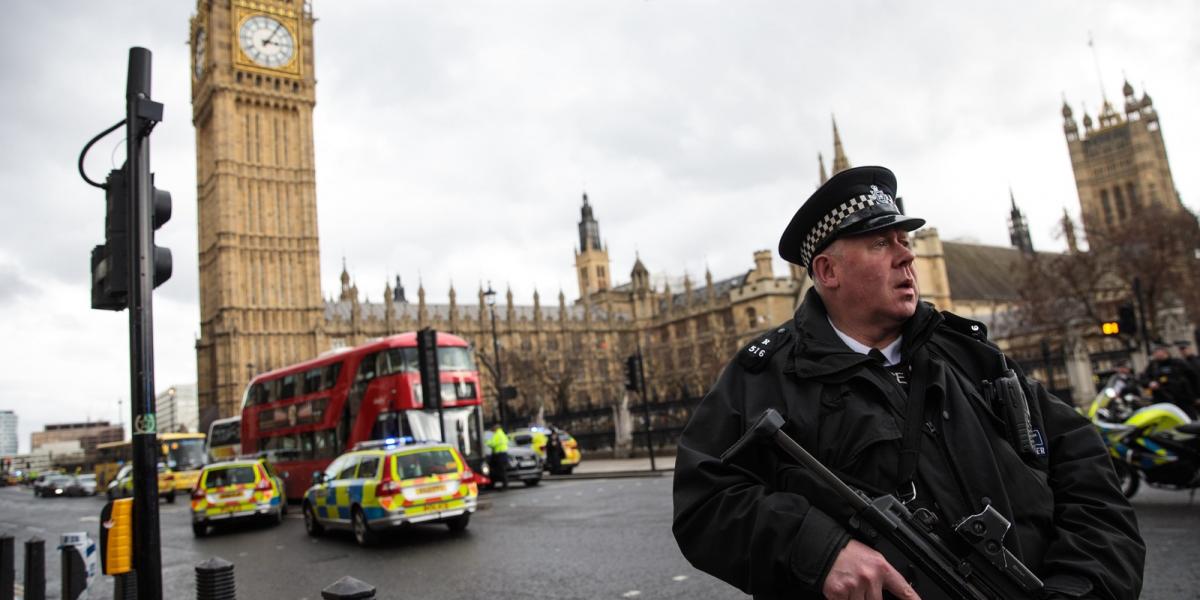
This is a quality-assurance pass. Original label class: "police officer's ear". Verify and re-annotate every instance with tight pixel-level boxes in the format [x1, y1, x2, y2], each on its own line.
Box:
[811, 252, 839, 290]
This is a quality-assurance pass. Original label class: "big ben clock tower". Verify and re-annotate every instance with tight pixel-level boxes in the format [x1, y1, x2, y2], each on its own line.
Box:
[190, 0, 323, 429]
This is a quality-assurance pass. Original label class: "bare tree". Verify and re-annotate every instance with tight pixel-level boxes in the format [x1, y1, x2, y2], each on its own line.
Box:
[1015, 202, 1200, 341]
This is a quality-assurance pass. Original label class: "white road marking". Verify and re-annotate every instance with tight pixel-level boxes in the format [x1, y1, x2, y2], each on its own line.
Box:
[622, 591, 641, 598]
[79, 516, 99, 522]
[276, 545, 285, 550]
[672, 575, 688, 582]
[238, 551, 247, 557]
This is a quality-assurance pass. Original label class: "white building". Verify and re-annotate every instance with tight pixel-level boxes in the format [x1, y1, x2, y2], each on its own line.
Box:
[157, 384, 199, 434]
[0, 410, 16, 456]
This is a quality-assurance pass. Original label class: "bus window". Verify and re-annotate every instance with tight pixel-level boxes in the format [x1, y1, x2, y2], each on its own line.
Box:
[437, 346, 476, 370]
[280, 374, 298, 400]
[264, 379, 278, 404]
[355, 352, 379, 382]
[303, 368, 322, 394]
[322, 363, 342, 390]
[313, 430, 339, 459]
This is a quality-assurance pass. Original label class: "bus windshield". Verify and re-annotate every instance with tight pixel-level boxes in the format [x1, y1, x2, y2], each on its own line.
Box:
[164, 438, 207, 470]
[381, 346, 476, 374]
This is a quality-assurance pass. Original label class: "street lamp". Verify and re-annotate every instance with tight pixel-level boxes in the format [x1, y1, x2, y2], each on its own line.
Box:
[484, 282, 507, 430]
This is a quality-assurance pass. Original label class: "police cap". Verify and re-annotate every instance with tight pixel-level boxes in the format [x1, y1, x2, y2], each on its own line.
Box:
[778, 166, 925, 269]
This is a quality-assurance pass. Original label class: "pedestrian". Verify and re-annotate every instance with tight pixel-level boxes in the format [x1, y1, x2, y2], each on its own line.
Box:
[544, 426, 565, 473]
[486, 422, 510, 490]
[1143, 343, 1200, 419]
[672, 166, 1144, 600]
[1174, 340, 1200, 384]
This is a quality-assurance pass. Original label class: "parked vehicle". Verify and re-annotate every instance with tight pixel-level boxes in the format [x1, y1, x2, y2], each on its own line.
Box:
[191, 458, 287, 537]
[36, 475, 74, 498]
[509, 426, 582, 474]
[106, 463, 177, 503]
[66, 474, 98, 497]
[1088, 373, 1200, 498]
[482, 431, 543, 487]
[303, 439, 478, 546]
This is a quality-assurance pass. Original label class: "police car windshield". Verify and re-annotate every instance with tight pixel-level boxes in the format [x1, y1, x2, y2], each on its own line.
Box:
[395, 450, 457, 479]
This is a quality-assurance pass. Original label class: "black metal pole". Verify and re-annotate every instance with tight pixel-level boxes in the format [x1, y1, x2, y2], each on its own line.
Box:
[489, 306, 507, 430]
[1040, 339, 1055, 395]
[635, 346, 656, 471]
[1133, 276, 1151, 355]
[0, 534, 12, 600]
[126, 46, 163, 600]
[22, 538, 43, 600]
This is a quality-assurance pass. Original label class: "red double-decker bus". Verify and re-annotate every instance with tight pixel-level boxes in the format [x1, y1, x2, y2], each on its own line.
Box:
[240, 332, 485, 500]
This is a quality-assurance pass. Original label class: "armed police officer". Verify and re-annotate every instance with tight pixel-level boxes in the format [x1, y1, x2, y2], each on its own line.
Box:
[672, 167, 1144, 600]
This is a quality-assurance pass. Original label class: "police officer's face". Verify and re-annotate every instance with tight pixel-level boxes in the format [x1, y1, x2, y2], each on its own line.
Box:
[821, 227, 919, 327]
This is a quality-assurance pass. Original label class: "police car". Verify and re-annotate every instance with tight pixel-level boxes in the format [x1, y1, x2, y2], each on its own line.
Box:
[302, 439, 479, 546]
[190, 458, 286, 537]
[106, 463, 177, 503]
[509, 426, 583, 475]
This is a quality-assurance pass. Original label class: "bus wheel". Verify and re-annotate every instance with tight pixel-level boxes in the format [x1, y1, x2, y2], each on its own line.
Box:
[352, 508, 377, 547]
[303, 503, 323, 536]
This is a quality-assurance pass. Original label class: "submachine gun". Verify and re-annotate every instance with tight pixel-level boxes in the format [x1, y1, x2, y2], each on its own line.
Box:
[720, 409, 1043, 600]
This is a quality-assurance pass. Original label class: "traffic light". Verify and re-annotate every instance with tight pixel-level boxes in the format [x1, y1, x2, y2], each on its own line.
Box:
[1117, 303, 1137, 336]
[1101, 321, 1120, 336]
[624, 354, 643, 392]
[150, 174, 172, 288]
[91, 167, 130, 310]
[416, 328, 440, 408]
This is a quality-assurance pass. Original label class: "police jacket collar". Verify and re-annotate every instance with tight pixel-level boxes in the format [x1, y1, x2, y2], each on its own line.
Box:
[790, 288, 941, 379]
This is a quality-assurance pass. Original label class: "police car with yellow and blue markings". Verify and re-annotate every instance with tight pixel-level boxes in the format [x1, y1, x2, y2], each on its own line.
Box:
[302, 439, 479, 546]
[190, 457, 286, 537]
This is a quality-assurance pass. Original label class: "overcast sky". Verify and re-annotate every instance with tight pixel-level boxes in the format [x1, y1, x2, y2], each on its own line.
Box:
[1, 2, 1197, 454]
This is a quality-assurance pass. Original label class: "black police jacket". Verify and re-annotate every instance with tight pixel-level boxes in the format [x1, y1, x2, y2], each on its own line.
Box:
[672, 290, 1144, 599]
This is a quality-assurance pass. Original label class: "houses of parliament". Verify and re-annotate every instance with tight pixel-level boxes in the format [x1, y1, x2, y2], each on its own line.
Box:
[189, 1, 1190, 445]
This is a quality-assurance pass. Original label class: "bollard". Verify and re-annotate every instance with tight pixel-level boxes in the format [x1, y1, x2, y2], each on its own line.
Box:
[59, 534, 88, 600]
[320, 576, 376, 600]
[113, 571, 137, 600]
[0, 534, 13, 600]
[195, 557, 236, 600]
[23, 537, 44, 600]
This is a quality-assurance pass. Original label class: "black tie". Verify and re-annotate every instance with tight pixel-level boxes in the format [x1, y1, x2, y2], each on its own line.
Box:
[868, 348, 888, 366]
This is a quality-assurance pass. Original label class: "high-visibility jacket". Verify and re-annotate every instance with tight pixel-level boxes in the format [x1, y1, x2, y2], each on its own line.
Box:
[487, 429, 509, 453]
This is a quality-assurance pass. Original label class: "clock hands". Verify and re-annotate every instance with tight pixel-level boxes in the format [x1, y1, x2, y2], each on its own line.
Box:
[262, 22, 285, 48]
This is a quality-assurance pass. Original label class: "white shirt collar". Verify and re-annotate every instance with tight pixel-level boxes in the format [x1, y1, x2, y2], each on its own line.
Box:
[827, 317, 903, 366]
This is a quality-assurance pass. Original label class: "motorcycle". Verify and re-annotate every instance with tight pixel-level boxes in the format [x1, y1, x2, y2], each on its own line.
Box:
[1086, 373, 1200, 499]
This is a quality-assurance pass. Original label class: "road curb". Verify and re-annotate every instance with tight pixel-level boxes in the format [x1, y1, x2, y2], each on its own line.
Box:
[546, 468, 673, 481]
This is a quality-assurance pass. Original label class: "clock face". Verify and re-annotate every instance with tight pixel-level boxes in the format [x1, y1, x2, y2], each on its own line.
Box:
[238, 15, 295, 69]
[193, 28, 207, 78]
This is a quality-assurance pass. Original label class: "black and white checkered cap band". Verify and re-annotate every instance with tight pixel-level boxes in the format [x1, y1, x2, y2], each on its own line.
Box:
[799, 185, 896, 266]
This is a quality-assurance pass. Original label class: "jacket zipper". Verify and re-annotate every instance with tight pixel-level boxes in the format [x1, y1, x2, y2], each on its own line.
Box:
[924, 419, 977, 516]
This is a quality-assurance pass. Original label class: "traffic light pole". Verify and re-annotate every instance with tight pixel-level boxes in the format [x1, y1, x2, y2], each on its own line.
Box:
[126, 47, 164, 600]
[634, 346, 656, 472]
[1133, 277, 1151, 355]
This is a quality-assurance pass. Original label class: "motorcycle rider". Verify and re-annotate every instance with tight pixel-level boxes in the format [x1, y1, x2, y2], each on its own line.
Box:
[1143, 343, 1200, 419]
